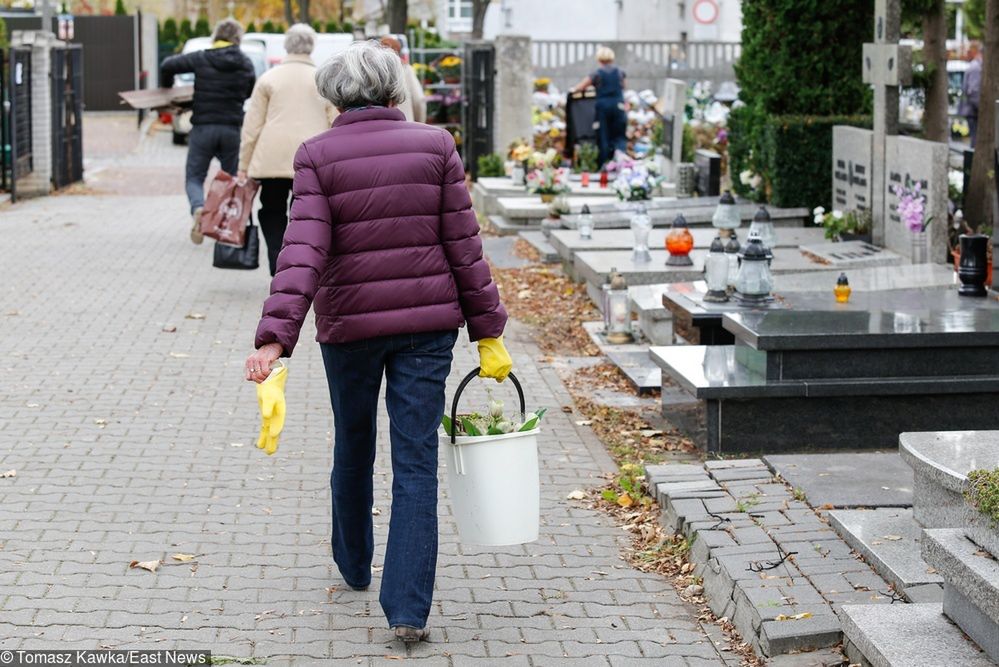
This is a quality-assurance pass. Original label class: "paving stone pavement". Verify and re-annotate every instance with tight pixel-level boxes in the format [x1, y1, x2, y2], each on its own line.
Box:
[0, 120, 725, 666]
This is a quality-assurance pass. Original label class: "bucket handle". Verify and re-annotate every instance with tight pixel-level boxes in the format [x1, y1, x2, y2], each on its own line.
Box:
[449, 368, 526, 445]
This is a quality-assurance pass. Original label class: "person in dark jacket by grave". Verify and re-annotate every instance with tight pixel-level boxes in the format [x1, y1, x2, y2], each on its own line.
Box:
[161, 19, 256, 244]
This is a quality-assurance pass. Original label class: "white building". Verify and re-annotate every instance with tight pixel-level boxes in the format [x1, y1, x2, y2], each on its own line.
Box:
[436, 0, 742, 43]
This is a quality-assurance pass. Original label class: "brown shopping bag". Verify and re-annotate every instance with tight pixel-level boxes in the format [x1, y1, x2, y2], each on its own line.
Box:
[200, 171, 259, 247]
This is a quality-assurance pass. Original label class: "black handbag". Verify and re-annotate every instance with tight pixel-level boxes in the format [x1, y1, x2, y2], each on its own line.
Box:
[213, 223, 259, 270]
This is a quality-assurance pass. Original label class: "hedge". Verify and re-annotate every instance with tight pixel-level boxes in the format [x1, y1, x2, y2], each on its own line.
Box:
[730, 110, 871, 209]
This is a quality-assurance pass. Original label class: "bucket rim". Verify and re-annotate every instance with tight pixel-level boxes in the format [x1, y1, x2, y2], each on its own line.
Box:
[441, 427, 541, 446]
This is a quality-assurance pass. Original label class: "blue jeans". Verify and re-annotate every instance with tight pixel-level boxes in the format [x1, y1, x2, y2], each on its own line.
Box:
[320, 329, 458, 628]
[595, 99, 628, 166]
[185, 124, 240, 213]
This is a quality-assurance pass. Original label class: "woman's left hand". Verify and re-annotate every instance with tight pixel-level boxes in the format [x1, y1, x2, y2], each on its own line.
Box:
[246, 343, 284, 383]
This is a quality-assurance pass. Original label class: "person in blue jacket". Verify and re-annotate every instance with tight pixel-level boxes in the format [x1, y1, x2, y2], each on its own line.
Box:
[572, 47, 628, 167]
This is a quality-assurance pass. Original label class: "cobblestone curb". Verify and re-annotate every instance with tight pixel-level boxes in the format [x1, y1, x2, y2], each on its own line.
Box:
[647, 460, 894, 663]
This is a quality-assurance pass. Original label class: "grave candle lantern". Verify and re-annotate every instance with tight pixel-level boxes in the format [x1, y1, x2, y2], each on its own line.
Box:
[958, 234, 989, 297]
[724, 231, 741, 289]
[748, 206, 777, 255]
[604, 269, 634, 344]
[703, 236, 730, 303]
[712, 190, 741, 236]
[630, 204, 652, 263]
[834, 273, 851, 303]
[665, 214, 695, 266]
[734, 231, 774, 304]
[577, 204, 594, 240]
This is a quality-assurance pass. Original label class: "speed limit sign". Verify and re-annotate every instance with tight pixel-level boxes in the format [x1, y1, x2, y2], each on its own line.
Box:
[692, 0, 719, 25]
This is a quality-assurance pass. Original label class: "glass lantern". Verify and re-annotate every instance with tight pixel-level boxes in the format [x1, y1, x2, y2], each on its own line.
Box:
[604, 269, 634, 344]
[577, 204, 594, 240]
[712, 190, 741, 236]
[724, 231, 741, 289]
[748, 206, 777, 255]
[734, 231, 774, 304]
[630, 204, 652, 263]
[665, 214, 695, 266]
[703, 236, 729, 302]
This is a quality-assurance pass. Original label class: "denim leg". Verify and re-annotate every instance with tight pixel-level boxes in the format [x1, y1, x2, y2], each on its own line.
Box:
[379, 330, 457, 628]
[184, 125, 214, 213]
[320, 341, 386, 589]
[595, 105, 612, 167]
[217, 125, 241, 176]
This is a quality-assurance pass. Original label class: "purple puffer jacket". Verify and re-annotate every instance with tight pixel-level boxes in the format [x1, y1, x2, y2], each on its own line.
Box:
[254, 107, 507, 355]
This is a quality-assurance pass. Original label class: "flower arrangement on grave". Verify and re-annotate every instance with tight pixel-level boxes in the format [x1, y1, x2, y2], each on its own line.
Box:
[509, 139, 533, 163]
[436, 55, 462, 83]
[813, 207, 872, 241]
[441, 391, 547, 437]
[951, 118, 971, 139]
[949, 169, 964, 207]
[608, 159, 664, 201]
[443, 92, 462, 124]
[525, 149, 569, 200]
[574, 142, 600, 174]
[425, 93, 444, 123]
[891, 180, 934, 233]
[533, 77, 551, 93]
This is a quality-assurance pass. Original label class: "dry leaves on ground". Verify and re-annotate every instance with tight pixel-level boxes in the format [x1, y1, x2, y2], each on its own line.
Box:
[1, 470, 16, 478]
[513, 237, 541, 262]
[490, 262, 599, 357]
[128, 560, 161, 573]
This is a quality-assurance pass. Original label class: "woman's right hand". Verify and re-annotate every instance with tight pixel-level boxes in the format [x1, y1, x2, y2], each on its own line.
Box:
[246, 343, 283, 383]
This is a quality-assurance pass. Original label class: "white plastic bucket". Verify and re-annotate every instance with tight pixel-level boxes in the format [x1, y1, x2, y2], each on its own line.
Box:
[443, 428, 540, 546]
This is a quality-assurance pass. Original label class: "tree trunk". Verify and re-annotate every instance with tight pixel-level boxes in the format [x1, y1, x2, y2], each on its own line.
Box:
[472, 0, 490, 39]
[386, 0, 406, 33]
[921, 0, 949, 142]
[283, 0, 294, 26]
[298, 0, 310, 23]
[966, 0, 998, 229]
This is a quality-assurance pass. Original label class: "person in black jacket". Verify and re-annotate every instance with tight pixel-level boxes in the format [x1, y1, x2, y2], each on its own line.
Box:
[161, 19, 256, 244]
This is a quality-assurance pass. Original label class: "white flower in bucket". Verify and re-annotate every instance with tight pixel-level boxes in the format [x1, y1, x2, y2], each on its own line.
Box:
[440, 370, 544, 546]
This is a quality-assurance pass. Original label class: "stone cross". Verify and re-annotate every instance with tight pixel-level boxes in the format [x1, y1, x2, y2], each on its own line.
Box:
[863, 0, 912, 247]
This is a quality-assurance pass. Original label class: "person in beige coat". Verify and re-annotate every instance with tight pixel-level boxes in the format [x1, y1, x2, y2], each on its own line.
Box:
[379, 36, 426, 123]
[237, 24, 337, 276]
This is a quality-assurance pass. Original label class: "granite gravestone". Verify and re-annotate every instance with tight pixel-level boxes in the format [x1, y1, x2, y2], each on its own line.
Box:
[660, 79, 687, 179]
[694, 149, 721, 197]
[832, 126, 873, 212]
[885, 135, 949, 262]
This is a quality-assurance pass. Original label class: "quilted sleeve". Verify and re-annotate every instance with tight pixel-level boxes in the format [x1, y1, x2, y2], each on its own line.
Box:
[439, 133, 508, 341]
[254, 143, 331, 356]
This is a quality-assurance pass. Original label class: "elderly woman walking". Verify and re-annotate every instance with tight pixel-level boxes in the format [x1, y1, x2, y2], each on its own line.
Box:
[244, 41, 511, 641]
[237, 24, 337, 276]
[571, 47, 628, 167]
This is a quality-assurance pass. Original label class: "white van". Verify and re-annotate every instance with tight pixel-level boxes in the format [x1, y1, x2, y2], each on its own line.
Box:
[243, 32, 355, 69]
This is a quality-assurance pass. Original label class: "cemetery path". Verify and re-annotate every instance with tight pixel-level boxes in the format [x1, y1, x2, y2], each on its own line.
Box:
[0, 118, 725, 666]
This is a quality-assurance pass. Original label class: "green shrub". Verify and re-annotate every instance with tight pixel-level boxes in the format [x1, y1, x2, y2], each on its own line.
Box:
[731, 112, 871, 208]
[0, 17, 8, 49]
[261, 20, 276, 33]
[324, 21, 341, 33]
[114, 0, 127, 15]
[736, 0, 872, 117]
[681, 123, 696, 163]
[194, 16, 211, 37]
[246, 22, 257, 33]
[179, 18, 193, 42]
[160, 18, 178, 45]
[476, 153, 505, 179]
[967, 468, 999, 526]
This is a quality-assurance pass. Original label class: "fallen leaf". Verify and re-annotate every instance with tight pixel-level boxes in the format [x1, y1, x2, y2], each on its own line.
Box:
[566, 490, 587, 500]
[575, 420, 593, 426]
[171, 554, 196, 562]
[926, 567, 938, 574]
[1, 469, 16, 478]
[185, 313, 206, 320]
[882, 535, 903, 541]
[94, 419, 108, 427]
[881, 486, 891, 490]
[161, 325, 177, 333]
[617, 493, 634, 508]
[26, 403, 39, 408]
[129, 560, 161, 573]
[4, 310, 19, 316]
[229, 442, 245, 448]
[371, 507, 381, 515]
[774, 612, 812, 621]
[169, 352, 190, 359]
[372, 565, 384, 572]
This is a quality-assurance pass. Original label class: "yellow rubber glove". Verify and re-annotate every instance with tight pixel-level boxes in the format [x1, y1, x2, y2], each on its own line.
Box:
[478, 336, 512, 382]
[256, 364, 287, 456]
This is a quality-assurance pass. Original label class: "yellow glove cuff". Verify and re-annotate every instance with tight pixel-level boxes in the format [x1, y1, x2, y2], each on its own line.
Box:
[478, 336, 513, 382]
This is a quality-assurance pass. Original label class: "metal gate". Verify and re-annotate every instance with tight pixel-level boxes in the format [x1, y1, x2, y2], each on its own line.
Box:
[51, 45, 84, 189]
[5, 47, 34, 202]
[462, 42, 494, 179]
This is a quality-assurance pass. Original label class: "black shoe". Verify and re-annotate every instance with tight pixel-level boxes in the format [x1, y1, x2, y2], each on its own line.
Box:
[393, 625, 430, 643]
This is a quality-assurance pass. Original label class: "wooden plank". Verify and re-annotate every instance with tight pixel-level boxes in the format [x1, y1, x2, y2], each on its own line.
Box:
[117, 85, 193, 110]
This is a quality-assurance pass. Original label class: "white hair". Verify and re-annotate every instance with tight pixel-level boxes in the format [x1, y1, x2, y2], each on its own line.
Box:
[284, 23, 315, 55]
[315, 40, 407, 110]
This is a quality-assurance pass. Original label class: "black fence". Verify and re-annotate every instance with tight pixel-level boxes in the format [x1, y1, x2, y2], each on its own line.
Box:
[462, 42, 494, 179]
[70, 16, 135, 111]
[1, 46, 34, 201]
[51, 45, 83, 189]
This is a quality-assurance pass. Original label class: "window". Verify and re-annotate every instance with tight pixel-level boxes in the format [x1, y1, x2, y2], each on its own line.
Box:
[447, 0, 473, 32]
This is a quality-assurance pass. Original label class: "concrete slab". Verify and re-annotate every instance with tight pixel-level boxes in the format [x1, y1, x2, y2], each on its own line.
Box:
[828, 508, 942, 591]
[517, 231, 560, 263]
[799, 240, 904, 268]
[838, 603, 994, 667]
[604, 348, 661, 394]
[764, 453, 914, 508]
[481, 236, 535, 269]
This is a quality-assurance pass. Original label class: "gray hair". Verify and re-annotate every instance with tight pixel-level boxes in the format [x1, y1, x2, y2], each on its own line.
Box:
[315, 40, 406, 110]
[212, 18, 243, 45]
[284, 23, 315, 55]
